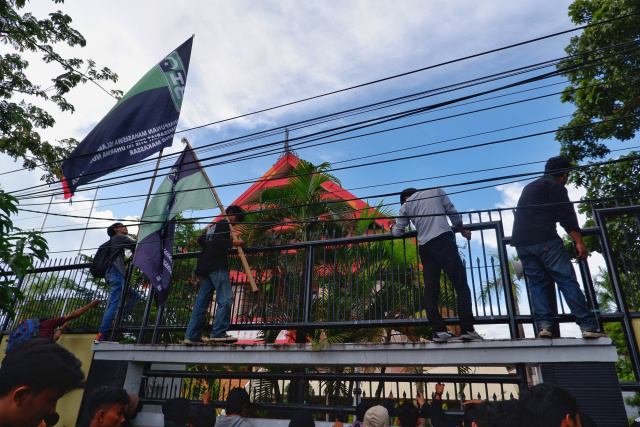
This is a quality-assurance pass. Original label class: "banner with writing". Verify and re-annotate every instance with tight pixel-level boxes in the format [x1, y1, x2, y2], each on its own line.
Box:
[60, 37, 193, 198]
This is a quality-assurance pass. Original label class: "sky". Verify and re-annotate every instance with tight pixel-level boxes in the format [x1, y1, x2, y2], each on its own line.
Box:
[4, 0, 635, 338]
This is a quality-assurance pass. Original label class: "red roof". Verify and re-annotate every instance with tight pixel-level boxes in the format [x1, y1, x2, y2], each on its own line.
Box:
[215, 153, 390, 229]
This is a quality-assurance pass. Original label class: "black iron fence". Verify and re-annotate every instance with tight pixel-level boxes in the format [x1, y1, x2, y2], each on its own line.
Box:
[141, 368, 523, 419]
[2, 205, 640, 396]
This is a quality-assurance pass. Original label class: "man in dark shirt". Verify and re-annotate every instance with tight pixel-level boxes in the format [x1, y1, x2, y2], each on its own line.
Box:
[95, 222, 140, 343]
[184, 205, 246, 345]
[511, 156, 608, 339]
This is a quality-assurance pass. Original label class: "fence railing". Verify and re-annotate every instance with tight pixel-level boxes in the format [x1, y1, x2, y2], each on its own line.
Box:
[2, 205, 640, 393]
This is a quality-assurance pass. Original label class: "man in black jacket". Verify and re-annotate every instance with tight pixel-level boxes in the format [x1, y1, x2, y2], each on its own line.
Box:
[184, 206, 246, 345]
[510, 156, 607, 339]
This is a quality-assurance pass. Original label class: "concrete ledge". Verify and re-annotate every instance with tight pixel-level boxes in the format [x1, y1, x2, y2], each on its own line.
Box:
[92, 338, 617, 367]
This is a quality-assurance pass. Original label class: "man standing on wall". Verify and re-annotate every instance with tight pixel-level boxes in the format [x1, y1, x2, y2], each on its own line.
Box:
[389, 188, 481, 342]
[95, 222, 140, 344]
[184, 205, 246, 345]
[510, 156, 609, 339]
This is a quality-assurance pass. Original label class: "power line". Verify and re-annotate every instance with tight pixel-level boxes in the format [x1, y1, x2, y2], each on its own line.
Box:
[13, 44, 640, 201]
[4, 19, 639, 181]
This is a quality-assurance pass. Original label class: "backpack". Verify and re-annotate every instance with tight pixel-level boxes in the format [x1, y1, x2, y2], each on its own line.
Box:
[89, 240, 113, 278]
[6, 318, 40, 352]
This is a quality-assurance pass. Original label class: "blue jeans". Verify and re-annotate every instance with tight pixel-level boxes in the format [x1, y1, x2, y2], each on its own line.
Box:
[99, 266, 141, 335]
[516, 238, 598, 332]
[185, 270, 234, 339]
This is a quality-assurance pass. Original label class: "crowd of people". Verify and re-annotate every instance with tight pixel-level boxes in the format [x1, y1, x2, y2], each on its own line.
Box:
[0, 337, 609, 427]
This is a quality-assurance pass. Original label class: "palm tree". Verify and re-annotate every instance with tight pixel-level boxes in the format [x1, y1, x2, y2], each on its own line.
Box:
[245, 159, 355, 244]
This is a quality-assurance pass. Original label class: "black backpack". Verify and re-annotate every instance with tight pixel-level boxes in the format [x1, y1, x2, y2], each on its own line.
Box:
[89, 240, 113, 278]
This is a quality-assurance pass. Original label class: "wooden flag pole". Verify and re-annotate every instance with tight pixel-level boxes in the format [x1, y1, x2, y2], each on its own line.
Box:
[141, 149, 164, 219]
[181, 138, 258, 292]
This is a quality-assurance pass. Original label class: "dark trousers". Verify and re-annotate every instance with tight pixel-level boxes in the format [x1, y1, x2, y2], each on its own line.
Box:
[419, 232, 475, 333]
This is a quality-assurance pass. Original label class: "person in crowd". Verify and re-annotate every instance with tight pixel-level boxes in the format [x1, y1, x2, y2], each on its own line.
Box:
[87, 386, 130, 427]
[363, 405, 390, 427]
[121, 393, 141, 427]
[578, 412, 597, 427]
[185, 206, 246, 345]
[216, 387, 252, 427]
[190, 391, 217, 427]
[510, 156, 609, 339]
[417, 384, 489, 427]
[6, 299, 100, 352]
[396, 401, 420, 427]
[486, 399, 521, 427]
[519, 383, 582, 427]
[162, 397, 191, 427]
[289, 409, 315, 427]
[390, 188, 480, 342]
[0, 339, 84, 427]
[418, 383, 456, 427]
[37, 412, 60, 427]
[353, 401, 374, 427]
[95, 222, 140, 343]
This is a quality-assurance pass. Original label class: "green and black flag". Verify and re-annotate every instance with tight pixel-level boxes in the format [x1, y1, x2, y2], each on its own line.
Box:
[132, 146, 217, 306]
[61, 37, 193, 198]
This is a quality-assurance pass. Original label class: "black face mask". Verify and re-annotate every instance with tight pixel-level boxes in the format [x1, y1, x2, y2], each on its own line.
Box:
[43, 412, 60, 427]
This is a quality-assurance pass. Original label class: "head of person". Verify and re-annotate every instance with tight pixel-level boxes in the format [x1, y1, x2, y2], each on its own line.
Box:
[0, 338, 84, 427]
[544, 156, 574, 184]
[355, 400, 374, 422]
[289, 409, 315, 427]
[225, 387, 250, 416]
[363, 405, 390, 427]
[463, 401, 491, 427]
[162, 397, 190, 427]
[519, 384, 581, 427]
[225, 205, 245, 223]
[396, 402, 419, 427]
[486, 399, 522, 427]
[107, 222, 127, 237]
[190, 403, 217, 427]
[88, 386, 130, 427]
[400, 188, 418, 205]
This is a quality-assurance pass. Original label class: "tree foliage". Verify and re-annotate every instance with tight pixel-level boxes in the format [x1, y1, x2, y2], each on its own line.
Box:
[0, 190, 48, 319]
[1, 0, 122, 182]
[556, 0, 640, 162]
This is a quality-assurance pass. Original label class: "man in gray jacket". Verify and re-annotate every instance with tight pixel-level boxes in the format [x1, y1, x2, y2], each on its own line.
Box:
[216, 388, 252, 427]
[389, 188, 480, 342]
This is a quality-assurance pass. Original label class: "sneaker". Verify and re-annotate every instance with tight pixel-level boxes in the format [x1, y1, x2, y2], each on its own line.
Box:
[432, 331, 458, 343]
[184, 337, 207, 346]
[459, 330, 484, 341]
[538, 329, 553, 339]
[94, 333, 116, 344]
[210, 334, 238, 343]
[582, 330, 610, 339]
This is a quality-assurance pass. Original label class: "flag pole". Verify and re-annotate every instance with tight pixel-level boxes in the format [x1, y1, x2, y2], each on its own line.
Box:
[141, 150, 164, 218]
[181, 138, 258, 292]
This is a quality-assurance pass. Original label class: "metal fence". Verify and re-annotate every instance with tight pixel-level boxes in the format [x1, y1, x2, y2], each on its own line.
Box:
[2, 204, 640, 401]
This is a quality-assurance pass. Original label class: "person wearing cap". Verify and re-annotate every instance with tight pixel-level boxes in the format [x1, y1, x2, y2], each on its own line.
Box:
[389, 188, 480, 342]
[185, 205, 246, 345]
[510, 156, 608, 339]
[95, 222, 140, 344]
